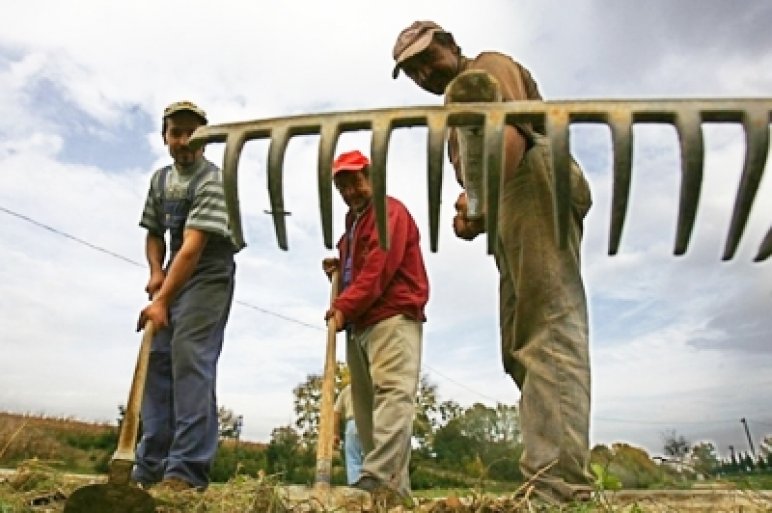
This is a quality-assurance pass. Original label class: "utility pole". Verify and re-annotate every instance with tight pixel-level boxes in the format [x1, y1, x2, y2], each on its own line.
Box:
[740, 417, 756, 456]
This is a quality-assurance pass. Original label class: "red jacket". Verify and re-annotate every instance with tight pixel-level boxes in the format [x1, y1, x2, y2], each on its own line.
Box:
[334, 196, 429, 330]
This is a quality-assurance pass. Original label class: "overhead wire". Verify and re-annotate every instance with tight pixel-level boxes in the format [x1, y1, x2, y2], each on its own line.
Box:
[2, 203, 768, 427]
[0, 204, 489, 395]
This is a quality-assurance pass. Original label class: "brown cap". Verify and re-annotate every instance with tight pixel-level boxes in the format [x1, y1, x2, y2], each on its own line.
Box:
[392, 20, 448, 79]
[162, 100, 208, 123]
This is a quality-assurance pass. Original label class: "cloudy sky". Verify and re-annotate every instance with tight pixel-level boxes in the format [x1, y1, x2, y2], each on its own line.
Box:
[1, 0, 770, 458]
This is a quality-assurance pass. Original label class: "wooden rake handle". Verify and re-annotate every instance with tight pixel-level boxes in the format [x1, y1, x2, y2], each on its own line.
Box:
[314, 270, 340, 492]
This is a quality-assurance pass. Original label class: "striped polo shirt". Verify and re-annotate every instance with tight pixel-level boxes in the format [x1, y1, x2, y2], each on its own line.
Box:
[140, 158, 243, 252]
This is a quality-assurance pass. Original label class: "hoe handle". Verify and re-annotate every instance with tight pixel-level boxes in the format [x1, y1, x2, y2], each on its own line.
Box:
[109, 320, 154, 484]
[314, 270, 340, 493]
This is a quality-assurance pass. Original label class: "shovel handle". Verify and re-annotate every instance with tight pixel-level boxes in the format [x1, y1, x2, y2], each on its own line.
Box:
[314, 270, 340, 492]
[112, 320, 154, 463]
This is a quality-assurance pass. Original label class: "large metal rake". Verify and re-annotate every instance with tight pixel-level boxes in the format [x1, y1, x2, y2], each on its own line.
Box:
[189, 72, 771, 262]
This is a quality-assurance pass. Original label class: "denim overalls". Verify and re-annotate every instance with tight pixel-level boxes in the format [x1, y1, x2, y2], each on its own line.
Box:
[133, 162, 235, 488]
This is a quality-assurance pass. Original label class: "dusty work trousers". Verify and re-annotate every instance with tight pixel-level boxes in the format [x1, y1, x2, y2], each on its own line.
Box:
[346, 315, 422, 498]
[496, 135, 592, 500]
[133, 259, 235, 489]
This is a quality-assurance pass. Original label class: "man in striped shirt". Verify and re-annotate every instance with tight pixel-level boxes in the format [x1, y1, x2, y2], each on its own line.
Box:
[133, 101, 242, 492]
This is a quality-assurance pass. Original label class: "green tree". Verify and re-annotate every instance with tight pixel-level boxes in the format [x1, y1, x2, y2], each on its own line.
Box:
[611, 443, 662, 488]
[662, 429, 690, 459]
[589, 444, 623, 491]
[413, 375, 436, 451]
[457, 403, 520, 445]
[293, 365, 440, 453]
[760, 435, 772, 463]
[266, 425, 310, 482]
[211, 440, 267, 482]
[413, 375, 450, 457]
[729, 451, 740, 472]
[218, 406, 243, 440]
[689, 441, 719, 476]
[590, 444, 613, 466]
[292, 361, 347, 447]
[741, 451, 755, 472]
[432, 402, 522, 481]
[439, 399, 463, 424]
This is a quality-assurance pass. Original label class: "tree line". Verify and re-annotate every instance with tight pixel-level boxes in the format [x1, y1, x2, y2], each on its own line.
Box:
[214, 365, 772, 488]
[4, 371, 768, 490]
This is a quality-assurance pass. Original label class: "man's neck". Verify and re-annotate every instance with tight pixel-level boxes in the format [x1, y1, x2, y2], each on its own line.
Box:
[174, 157, 204, 175]
[457, 54, 471, 74]
[347, 199, 372, 222]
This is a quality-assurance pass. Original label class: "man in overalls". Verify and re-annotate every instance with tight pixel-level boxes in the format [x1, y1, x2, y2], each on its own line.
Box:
[392, 22, 594, 504]
[133, 101, 242, 491]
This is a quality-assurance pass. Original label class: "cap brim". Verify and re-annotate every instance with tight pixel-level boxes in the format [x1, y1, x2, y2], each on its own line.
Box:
[164, 107, 207, 123]
[391, 30, 437, 79]
[332, 165, 366, 175]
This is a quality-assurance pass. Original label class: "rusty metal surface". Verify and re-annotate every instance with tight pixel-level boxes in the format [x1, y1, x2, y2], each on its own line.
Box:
[189, 99, 771, 261]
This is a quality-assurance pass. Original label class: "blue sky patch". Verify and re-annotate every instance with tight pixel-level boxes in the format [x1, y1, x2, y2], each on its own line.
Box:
[25, 75, 154, 172]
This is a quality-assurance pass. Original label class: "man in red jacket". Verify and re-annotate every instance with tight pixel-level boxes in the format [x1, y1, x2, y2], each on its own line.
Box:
[322, 150, 429, 503]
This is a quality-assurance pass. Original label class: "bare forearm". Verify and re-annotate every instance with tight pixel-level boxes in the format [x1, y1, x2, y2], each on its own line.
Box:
[145, 233, 166, 273]
[155, 246, 201, 304]
[137, 229, 207, 331]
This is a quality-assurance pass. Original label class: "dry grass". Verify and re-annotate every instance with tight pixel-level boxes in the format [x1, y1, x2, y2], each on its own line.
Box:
[4, 461, 772, 513]
[0, 462, 592, 512]
[0, 413, 114, 471]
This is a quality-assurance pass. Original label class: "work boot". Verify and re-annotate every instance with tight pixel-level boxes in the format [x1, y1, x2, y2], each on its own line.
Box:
[156, 476, 199, 492]
[354, 476, 411, 509]
[353, 475, 381, 492]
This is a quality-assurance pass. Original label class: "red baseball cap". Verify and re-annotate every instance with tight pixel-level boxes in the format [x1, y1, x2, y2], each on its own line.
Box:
[332, 150, 370, 176]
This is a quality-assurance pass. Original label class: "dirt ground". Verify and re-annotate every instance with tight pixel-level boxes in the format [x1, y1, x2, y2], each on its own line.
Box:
[2, 466, 772, 512]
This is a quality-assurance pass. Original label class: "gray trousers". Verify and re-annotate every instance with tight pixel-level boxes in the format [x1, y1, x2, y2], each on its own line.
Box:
[496, 135, 593, 500]
[346, 315, 422, 498]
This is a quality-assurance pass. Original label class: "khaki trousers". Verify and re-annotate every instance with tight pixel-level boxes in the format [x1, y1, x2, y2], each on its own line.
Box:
[496, 135, 593, 500]
[346, 315, 422, 498]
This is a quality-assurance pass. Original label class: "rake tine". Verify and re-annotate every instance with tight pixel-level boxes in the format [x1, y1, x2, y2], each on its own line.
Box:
[371, 118, 392, 250]
[673, 109, 705, 255]
[545, 110, 572, 250]
[755, 225, 772, 262]
[608, 109, 634, 255]
[189, 99, 771, 261]
[318, 123, 341, 249]
[722, 109, 770, 260]
[267, 126, 291, 250]
[426, 113, 447, 252]
[222, 132, 247, 250]
[484, 111, 505, 255]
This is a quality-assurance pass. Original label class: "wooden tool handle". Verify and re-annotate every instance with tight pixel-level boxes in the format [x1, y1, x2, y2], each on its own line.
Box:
[113, 320, 154, 462]
[314, 270, 340, 492]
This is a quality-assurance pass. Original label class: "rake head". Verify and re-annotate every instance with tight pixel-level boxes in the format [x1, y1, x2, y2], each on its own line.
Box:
[189, 71, 771, 262]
